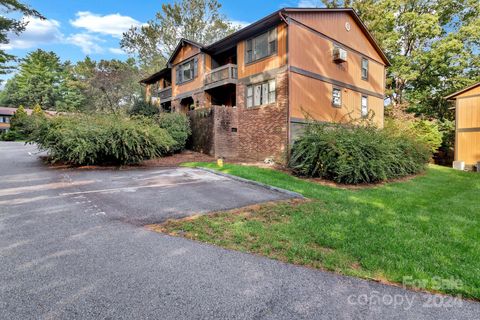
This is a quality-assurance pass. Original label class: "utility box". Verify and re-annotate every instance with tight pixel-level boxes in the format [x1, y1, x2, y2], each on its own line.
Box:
[453, 161, 465, 171]
[333, 47, 347, 63]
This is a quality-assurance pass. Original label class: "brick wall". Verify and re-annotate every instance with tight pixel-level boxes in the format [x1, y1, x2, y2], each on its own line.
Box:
[236, 70, 289, 162]
[187, 105, 239, 159]
[214, 105, 238, 159]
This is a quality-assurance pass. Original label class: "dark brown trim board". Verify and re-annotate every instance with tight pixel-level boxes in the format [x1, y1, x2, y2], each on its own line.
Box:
[457, 127, 480, 133]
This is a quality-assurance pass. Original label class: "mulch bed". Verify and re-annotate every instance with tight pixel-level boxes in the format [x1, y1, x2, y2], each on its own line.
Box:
[41, 150, 215, 170]
[141, 150, 215, 167]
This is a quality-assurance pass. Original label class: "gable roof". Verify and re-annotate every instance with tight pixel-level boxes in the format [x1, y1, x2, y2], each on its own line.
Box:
[139, 67, 171, 84]
[205, 7, 390, 66]
[445, 82, 480, 100]
[0, 107, 56, 116]
[167, 38, 205, 66]
[148, 7, 390, 81]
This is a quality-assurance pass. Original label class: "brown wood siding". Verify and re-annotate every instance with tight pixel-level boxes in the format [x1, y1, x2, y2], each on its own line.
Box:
[237, 23, 287, 79]
[145, 84, 151, 100]
[288, 22, 385, 95]
[204, 54, 212, 73]
[457, 132, 480, 164]
[457, 96, 480, 129]
[290, 72, 384, 127]
[287, 11, 384, 63]
[172, 44, 200, 65]
[455, 94, 480, 164]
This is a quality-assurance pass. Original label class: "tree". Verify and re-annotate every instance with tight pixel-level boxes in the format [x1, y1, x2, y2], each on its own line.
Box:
[0, 49, 84, 111]
[73, 57, 141, 112]
[120, 0, 239, 73]
[321, 0, 480, 119]
[0, 0, 44, 75]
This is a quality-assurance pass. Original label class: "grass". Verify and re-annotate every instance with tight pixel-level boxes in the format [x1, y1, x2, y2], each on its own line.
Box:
[158, 162, 480, 299]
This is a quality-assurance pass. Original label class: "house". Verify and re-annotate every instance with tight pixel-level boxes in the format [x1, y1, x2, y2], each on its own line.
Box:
[0, 107, 56, 133]
[445, 82, 480, 168]
[141, 8, 390, 161]
[0, 108, 13, 133]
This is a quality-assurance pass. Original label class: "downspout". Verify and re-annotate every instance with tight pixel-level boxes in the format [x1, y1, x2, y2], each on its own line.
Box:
[279, 11, 291, 162]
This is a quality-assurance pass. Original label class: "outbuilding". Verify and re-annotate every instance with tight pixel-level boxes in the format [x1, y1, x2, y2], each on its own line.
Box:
[445, 82, 480, 168]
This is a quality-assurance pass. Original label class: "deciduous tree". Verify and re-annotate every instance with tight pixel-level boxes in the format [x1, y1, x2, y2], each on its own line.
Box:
[120, 0, 239, 73]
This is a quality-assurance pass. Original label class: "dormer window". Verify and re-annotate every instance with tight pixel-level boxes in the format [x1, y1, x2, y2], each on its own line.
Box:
[245, 28, 277, 64]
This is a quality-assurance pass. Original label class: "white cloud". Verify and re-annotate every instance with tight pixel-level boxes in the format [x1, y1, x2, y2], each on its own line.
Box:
[0, 17, 63, 50]
[298, 0, 322, 7]
[70, 11, 142, 38]
[230, 20, 251, 29]
[108, 47, 126, 55]
[66, 33, 105, 54]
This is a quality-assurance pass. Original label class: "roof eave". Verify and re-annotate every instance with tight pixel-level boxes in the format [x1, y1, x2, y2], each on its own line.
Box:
[444, 82, 480, 100]
[167, 38, 205, 67]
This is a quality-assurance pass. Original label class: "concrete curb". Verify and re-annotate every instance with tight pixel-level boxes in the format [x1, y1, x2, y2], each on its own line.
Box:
[196, 167, 305, 199]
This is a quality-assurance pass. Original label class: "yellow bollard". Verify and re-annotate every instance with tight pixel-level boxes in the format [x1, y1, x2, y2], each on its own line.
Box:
[217, 157, 224, 167]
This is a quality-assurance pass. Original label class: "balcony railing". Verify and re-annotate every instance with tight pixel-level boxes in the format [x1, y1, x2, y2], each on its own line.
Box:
[156, 86, 172, 100]
[204, 64, 237, 88]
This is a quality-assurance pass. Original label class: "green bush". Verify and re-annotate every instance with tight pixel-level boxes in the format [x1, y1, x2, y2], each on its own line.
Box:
[289, 122, 431, 184]
[0, 130, 23, 141]
[384, 118, 442, 153]
[155, 112, 191, 152]
[128, 99, 159, 117]
[32, 114, 175, 165]
[7, 105, 48, 141]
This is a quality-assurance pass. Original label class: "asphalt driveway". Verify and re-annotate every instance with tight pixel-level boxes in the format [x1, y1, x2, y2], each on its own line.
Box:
[1, 142, 479, 319]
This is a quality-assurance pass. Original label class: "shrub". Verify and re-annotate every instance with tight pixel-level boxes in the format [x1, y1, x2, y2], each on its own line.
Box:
[384, 118, 442, 153]
[0, 130, 23, 141]
[32, 114, 175, 165]
[4, 105, 47, 141]
[128, 99, 159, 117]
[289, 122, 430, 184]
[155, 112, 191, 152]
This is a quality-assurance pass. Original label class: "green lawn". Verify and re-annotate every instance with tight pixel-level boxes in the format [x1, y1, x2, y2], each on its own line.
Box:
[159, 163, 480, 299]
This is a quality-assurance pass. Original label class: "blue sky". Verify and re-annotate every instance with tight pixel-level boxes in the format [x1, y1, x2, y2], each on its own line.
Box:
[1, 0, 322, 81]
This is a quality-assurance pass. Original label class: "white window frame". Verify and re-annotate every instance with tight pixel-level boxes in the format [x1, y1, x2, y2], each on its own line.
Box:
[361, 95, 369, 117]
[361, 58, 369, 80]
[332, 87, 342, 107]
[246, 79, 276, 108]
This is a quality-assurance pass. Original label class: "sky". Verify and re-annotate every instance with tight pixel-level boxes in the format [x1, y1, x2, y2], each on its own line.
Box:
[0, 0, 324, 82]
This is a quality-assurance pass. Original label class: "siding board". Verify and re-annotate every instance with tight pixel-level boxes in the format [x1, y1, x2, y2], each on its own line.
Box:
[287, 11, 384, 63]
[237, 23, 287, 79]
[290, 72, 384, 127]
[455, 94, 480, 164]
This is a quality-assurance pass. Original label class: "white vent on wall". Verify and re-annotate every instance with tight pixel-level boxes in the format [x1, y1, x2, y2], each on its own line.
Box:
[333, 47, 347, 63]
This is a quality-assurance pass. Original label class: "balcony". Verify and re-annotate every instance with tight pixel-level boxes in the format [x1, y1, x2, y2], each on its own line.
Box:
[204, 64, 237, 90]
[156, 86, 172, 101]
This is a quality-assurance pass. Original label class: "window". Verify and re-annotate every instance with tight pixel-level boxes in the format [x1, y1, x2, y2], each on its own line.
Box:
[361, 95, 368, 117]
[0, 117, 4, 123]
[245, 28, 277, 63]
[246, 79, 276, 108]
[332, 88, 342, 107]
[176, 57, 198, 84]
[361, 58, 369, 80]
[5, 117, 10, 123]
